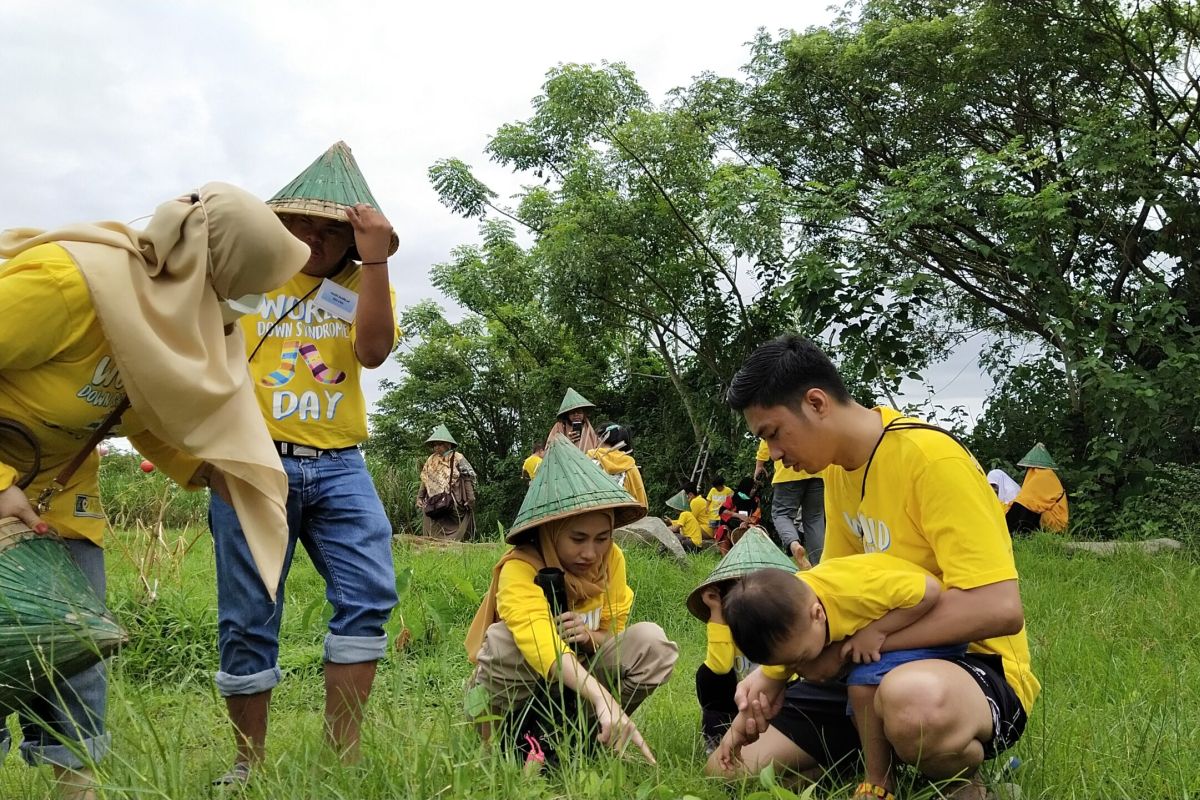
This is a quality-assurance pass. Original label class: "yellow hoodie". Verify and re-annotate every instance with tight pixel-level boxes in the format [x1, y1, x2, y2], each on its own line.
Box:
[587, 446, 648, 508]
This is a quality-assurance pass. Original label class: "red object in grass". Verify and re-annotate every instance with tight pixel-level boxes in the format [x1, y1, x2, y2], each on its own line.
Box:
[139, 460, 155, 473]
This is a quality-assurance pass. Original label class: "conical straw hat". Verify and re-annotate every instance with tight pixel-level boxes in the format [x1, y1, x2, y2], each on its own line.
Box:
[665, 490, 688, 512]
[1017, 442, 1058, 470]
[268, 141, 399, 256]
[425, 424, 459, 447]
[506, 433, 645, 543]
[686, 527, 797, 621]
[0, 518, 128, 710]
[557, 388, 596, 417]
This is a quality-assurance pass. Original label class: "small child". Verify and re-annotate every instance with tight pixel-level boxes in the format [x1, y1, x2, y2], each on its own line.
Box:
[723, 553, 966, 800]
[664, 490, 704, 553]
[705, 475, 732, 532]
[713, 477, 762, 553]
[685, 527, 798, 753]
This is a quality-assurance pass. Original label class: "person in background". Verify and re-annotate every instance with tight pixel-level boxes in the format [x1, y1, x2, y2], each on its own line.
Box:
[713, 477, 762, 554]
[986, 469, 1020, 506]
[664, 489, 705, 553]
[522, 441, 546, 483]
[1007, 444, 1069, 534]
[705, 476, 732, 534]
[208, 142, 401, 785]
[756, 437, 826, 565]
[587, 422, 647, 508]
[417, 424, 477, 540]
[0, 182, 309, 800]
[547, 388, 600, 451]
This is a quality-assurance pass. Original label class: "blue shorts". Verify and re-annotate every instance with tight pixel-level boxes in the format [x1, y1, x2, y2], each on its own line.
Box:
[209, 446, 397, 696]
[846, 645, 968, 687]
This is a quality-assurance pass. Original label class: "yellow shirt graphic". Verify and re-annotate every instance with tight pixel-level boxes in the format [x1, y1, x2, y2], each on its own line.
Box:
[0, 245, 200, 544]
[819, 407, 1040, 713]
[704, 621, 756, 676]
[240, 267, 397, 449]
[706, 485, 732, 526]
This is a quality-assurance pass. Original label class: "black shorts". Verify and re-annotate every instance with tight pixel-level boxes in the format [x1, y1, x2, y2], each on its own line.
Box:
[770, 653, 1027, 768]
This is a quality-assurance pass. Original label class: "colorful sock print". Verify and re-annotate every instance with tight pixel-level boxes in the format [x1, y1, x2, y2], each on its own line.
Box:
[261, 341, 300, 387]
[298, 343, 346, 384]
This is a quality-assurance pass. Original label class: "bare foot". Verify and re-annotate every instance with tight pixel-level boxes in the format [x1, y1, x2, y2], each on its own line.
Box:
[945, 775, 989, 800]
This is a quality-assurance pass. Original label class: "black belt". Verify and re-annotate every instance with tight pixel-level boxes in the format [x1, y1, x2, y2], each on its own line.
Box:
[274, 441, 357, 459]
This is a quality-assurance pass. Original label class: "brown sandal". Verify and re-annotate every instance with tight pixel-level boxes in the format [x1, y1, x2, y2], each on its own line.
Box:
[852, 782, 896, 800]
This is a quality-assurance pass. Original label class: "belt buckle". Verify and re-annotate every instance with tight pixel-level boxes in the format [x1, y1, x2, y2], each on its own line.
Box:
[293, 445, 320, 458]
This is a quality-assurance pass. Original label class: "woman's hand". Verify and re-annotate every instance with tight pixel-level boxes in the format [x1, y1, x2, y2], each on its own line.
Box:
[593, 695, 656, 764]
[0, 484, 50, 534]
[556, 612, 596, 648]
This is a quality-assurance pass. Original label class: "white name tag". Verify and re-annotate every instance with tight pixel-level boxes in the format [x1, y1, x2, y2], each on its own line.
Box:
[312, 278, 358, 322]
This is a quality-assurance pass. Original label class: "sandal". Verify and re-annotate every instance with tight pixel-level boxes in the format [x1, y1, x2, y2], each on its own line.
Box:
[211, 762, 252, 789]
[853, 782, 896, 800]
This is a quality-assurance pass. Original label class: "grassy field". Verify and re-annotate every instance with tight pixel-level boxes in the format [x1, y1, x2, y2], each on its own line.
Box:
[2, 531, 1197, 799]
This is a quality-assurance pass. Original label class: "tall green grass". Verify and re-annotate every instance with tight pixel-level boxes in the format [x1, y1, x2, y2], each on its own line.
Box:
[2, 533, 1196, 799]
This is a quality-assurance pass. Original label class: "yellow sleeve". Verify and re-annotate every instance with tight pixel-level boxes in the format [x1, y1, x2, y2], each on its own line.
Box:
[598, 545, 634, 634]
[0, 248, 76, 371]
[761, 663, 792, 681]
[495, 559, 568, 678]
[704, 622, 737, 674]
[756, 439, 770, 462]
[126, 429, 206, 489]
[913, 458, 1018, 590]
[0, 462, 18, 492]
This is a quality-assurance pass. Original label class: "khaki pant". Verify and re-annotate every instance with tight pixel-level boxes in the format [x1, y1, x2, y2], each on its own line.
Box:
[470, 621, 678, 717]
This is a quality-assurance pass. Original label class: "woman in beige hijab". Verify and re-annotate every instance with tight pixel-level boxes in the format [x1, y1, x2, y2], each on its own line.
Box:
[0, 182, 308, 800]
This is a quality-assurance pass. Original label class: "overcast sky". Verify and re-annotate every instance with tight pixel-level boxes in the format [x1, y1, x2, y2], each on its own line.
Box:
[0, 0, 992, 424]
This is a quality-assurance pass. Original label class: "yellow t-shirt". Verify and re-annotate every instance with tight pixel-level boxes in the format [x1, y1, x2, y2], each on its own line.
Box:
[522, 454, 542, 480]
[0, 245, 202, 544]
[240, 267, 398, 449]
[819, 407, 1040, 713]
[1014, 468, 1069, 532]
[689, 494, 709, 522]
[495, 544, 634, 677]
[756, 438, 814, 483]
[671, 511, 706, 547]
[706, 485, 732, 526]
[761, 552, 930, 680]
[705, 621, 756, 676]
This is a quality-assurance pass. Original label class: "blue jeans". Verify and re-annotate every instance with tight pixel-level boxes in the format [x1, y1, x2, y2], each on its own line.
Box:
[0, 538, 110, 769]
[209, 446, 397, 696]
[847, 646, 968, 688]
[771, 478, 826, 564]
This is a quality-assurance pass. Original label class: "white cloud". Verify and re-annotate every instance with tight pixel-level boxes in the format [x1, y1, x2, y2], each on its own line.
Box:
[2, 1, 990, 415]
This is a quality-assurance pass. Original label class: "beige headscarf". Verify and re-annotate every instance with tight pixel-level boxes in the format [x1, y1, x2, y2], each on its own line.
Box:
[0, 182, 310, 600]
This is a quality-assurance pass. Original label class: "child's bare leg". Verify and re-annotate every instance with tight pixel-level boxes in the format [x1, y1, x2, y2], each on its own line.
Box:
[849, 684, 894, 795]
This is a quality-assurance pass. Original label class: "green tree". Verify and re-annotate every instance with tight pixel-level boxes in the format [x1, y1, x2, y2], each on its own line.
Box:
[721, 0, 1200, 497]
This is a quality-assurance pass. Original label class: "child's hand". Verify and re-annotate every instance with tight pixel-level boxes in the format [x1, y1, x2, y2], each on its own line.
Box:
[701, 587, 725, 624]
[841, 626, 886, 664]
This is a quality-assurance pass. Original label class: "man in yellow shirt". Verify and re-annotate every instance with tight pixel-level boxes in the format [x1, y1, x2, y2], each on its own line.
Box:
[711, 335, 1038, 800]
[521, 441, 545, 482]
[208, 143, 401, 784]
[755, 438, 825, 564]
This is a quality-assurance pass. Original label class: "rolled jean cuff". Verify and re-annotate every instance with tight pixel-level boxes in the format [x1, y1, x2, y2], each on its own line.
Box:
[215, 666, 282, 697]
[20, 732, 111, 769]
[324, 633, 387, 664]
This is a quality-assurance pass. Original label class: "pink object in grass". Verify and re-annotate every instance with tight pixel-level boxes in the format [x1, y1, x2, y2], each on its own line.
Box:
[139, 460, 155, 473]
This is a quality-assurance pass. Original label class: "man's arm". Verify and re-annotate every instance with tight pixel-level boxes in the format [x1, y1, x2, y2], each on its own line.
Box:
[881, 580, 1025, 652]
[842, 576, 940, 663]
[346, 204, 397, 367]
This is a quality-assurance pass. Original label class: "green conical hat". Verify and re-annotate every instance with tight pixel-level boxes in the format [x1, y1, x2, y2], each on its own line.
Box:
[557, 388, 596, 417]
[268, 141, 399, 256]
[0, 518, 128, 710]
[506, 433, 645, 543]
[686, 527, 797, 621]
[425, 424, 458, 447]
[665, 490, 688, 513]
[1017, 442, 1058, 470]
